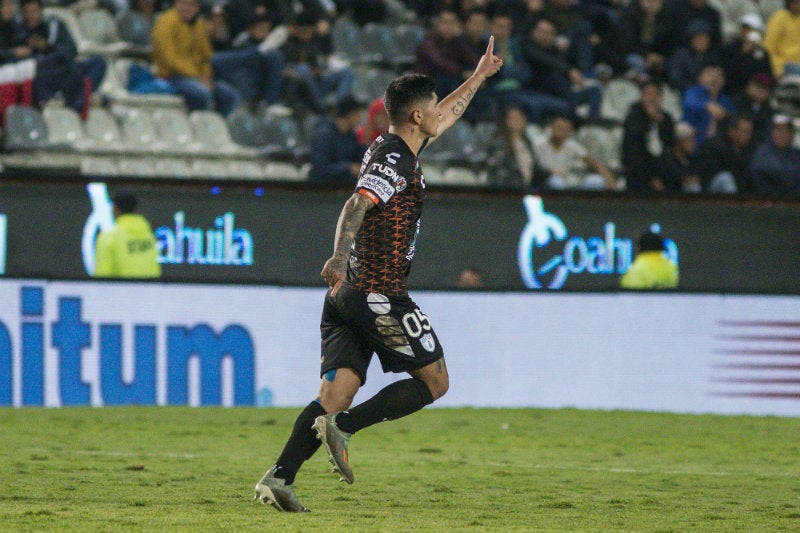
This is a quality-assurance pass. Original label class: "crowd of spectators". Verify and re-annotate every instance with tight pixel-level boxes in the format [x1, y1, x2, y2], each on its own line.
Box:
[0, 0, 799, 196]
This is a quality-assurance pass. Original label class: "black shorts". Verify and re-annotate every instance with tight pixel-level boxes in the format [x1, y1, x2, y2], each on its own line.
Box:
[320, 284, 445, 385]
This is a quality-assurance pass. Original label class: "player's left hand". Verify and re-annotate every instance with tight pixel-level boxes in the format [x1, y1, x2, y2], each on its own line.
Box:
[474, 35, 503, 80]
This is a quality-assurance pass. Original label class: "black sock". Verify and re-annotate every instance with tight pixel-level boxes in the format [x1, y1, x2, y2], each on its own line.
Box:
[273, 400, 327, 485]
[336, 378, 434, 434]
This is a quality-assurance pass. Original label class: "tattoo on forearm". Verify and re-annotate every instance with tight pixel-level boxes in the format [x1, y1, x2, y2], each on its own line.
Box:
[451, 87, 476, 116]
[332, 196, 369, 261]
[436, 358, 447, 374]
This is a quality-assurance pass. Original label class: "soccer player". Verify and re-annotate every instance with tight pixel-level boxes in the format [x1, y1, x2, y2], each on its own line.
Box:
[254, 37, 503, 512]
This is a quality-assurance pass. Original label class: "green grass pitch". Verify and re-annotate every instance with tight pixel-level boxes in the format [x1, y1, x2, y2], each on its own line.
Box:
[1, 407, 799, 532]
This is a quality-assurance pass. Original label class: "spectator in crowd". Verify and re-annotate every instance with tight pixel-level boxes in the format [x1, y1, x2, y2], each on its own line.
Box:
[540, 0, 596, 74]
[281, 10, 355, 114]
[208, 7, 286, 112]
[681, 63, 734, 146]
[668, 0, 722, 50]
[0, 0, 16, 57]
[533, 113, 617, 190]
[763, 0, 800, 78]
[460, 8, 489, 56]
[615, 0, 676, 84]
[732, 73, 776, 143]
[413, 9, 492, 121]
[204, 3, 232, 50]
[356, 97, 388, 145]
[720, 13, 772, 98]
[118, 0, 167, 47]
[694, 113, 756, 193]
[518, 0, 546, 36]
[619, 230, 678, 289]
[486, 104, 547, 190]
[621, 80, 677, 192]
[94, 192, 161, 279]
[520, 17, 603, 121]
[151, 0, 241, 116]
[7, 0, 106, 113]
[750, 114, 800, 196]
[308, 95, 366, 185]
[485, 10, 572, 122]
[667, 19, 720, 94]
[658, 121, 701, 192]
[456, 267, 484, 289]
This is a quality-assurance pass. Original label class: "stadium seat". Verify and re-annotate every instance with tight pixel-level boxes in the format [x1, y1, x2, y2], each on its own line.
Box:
[227, 108, 269, 148]
[120, 108, 164, 153]
[154, 157, 192, 178]
[98, 58, 184, 108]
[3, 105, 51, 151]
[116, 10, 152, 49]
[189, 110, 259, 157]
[262, 115, 309, 162]
[600, 79, 641, 124]
[661, 85, 683, 121]
[42, 103, 90, 150]
[264, 161, 304, 181]
[392, 24, 425, 69]
[472, 121, 497, 148]
[359, 23, 396, 67]
[77, 8, 130, 55]
[352, 67, 395, 104]
[190, 158, 230, 179]
[228, 159, 266, 179]
[80, 155, 119, 176]
[151, 107, 201, 155]
[84, 106, 124, 153]
[421, 162, 445, 185]
[576, 124, 622, 172]
[423, 121, 481, 166]
[526, 122, 544, 140]
[117, 156, 157, 177]
[331, 16, 362, 64]
[443, 167, 484, 186]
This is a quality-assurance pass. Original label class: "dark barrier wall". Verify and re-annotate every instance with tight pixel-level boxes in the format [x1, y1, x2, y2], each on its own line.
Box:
[0, 181, 798, 292]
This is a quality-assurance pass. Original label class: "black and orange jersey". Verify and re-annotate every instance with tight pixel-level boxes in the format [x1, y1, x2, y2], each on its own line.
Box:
[348, 133, 428, 296]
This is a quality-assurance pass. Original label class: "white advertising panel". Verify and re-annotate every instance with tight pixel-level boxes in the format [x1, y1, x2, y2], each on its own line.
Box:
[0, 280, 798, 416]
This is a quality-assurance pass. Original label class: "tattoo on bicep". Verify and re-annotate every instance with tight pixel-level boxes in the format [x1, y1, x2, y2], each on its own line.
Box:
[451, 87, 476, 116]
[436, 358, 447, 374]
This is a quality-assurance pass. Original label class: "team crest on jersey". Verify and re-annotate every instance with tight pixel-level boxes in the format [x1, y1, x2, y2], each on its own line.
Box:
[420, 333, 436, 352]
[396, 176, 407, 192]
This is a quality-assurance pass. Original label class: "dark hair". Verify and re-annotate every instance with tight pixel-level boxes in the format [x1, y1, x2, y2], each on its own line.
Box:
[383, 74, 436, 125]
[113, 192, 138, 214]
[639, 231, 666, 252]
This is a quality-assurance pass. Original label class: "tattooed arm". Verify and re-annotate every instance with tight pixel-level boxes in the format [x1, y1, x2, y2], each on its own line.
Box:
[432, 35, 503, 141]
[321, 192, 375, 296]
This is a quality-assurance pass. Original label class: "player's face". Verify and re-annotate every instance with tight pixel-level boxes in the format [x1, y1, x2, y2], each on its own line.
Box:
[420, 93, 440, 137]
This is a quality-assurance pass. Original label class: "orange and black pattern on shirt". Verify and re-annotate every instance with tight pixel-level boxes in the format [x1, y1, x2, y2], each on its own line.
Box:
[348, 133, 427, 296]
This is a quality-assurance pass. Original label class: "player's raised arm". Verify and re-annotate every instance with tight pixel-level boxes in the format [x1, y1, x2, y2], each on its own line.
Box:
[433, 35, 503, 139]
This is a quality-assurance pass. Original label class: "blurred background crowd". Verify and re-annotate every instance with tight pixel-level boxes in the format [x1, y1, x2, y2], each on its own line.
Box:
[1, 0, 799, 196]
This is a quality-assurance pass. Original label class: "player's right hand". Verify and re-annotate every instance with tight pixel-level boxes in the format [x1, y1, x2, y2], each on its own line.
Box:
[321, 257, 346, 297]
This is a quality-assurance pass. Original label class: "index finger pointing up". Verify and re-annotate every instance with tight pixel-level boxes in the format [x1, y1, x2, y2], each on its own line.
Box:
[486, 35, 494, 55]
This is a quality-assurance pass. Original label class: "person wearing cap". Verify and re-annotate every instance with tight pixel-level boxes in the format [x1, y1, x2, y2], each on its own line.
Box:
[720, 13, 773, 98]
[620, 231, 678, 289]
[750, 114, 800, 195]
[763, 0, 800, 78]
[308, 95, 366, 184]
[94, 193, 161, 279]
[668, 18, 721, 94]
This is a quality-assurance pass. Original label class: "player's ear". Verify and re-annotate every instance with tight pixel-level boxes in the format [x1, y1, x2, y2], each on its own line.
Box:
[410, 107, 422, 126]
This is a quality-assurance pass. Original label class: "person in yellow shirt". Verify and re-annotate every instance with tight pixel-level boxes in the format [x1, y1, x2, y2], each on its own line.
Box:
[763, 0, 800, 77]
[620, 231, 678, 289]
[94, 193, 161, 279]
[151, 0, 240, 115]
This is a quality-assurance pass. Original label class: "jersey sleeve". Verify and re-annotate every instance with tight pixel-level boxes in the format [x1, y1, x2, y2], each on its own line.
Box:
[355, 143, 413, 208]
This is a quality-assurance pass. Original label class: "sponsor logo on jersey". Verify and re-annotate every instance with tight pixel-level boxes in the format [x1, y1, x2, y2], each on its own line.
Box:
[358, 174, 395, 204]
[370, 162, 408, 192]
